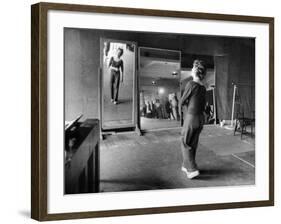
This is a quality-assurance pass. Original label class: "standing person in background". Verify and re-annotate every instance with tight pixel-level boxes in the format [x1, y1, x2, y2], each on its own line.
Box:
[155, 99, 161, 119]
[108, 47, 124, 105]
[174, 94, 180, 120]
[165, 98, 173, 120]
[145, 101, 152, 118]
[142, 101, 147, 117]
[150, 100, 156, 118]
[204, 101, 213, 124]
[171, 94, 179, 120]
[169, 100, 176, 120]
[179, 60, 207, 179]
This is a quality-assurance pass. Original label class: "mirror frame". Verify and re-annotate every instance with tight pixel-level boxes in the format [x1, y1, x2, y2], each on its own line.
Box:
[138, 46, 182, 131]
[100, 38, 138, 130]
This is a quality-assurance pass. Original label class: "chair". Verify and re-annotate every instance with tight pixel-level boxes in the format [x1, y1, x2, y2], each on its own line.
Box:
[234, 111, 255, 139]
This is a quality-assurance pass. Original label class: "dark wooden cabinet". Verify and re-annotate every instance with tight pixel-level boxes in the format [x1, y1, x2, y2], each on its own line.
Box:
[65, 119, 100, 194]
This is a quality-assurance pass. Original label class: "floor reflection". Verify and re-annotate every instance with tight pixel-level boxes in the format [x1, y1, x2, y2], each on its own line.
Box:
[141, 117, 180, 130]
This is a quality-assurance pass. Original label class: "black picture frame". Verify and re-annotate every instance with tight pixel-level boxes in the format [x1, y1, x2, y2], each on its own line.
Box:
[31, 2, 274, 221]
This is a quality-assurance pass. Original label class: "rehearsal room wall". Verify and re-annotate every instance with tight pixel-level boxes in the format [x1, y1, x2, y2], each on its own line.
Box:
[227, 38, 255, 119]
[64, 28, 255, 121]
[65, 29, 100, 121]
[64, 28, 140, 121]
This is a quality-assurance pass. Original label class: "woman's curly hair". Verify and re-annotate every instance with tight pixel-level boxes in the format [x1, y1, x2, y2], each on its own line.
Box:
[193, 59, 207, 81]
[117, 47, 124, 56]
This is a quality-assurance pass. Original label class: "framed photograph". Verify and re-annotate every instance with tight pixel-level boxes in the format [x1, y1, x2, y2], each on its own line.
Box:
[31, 2, 274, 221]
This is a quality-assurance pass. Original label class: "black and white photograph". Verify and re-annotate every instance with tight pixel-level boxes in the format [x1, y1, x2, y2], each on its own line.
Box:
[64, 28, 255, 194]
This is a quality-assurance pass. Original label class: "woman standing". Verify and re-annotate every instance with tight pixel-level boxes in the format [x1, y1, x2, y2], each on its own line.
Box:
[180, 60, 206, 179]
[171, 94, 179, 120]
[108, 48, 124, 105]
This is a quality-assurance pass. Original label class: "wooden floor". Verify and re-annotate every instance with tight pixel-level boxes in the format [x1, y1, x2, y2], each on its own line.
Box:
[140, 117, 180, 130]
[99, 125, 255, 193]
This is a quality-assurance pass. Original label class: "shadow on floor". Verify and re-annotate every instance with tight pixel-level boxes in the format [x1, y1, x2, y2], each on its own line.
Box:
[18, 210, 30, 218]
[194, 168, 239, 181]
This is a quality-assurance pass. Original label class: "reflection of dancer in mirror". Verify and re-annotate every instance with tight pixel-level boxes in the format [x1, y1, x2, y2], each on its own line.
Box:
[108, 47, 124, 105]
[180, 60, 206, 179]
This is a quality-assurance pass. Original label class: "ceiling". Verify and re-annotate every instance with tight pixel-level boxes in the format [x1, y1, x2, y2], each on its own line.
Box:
[139, 47, 181, 79]
[139, 56, 180, 79]
[139, 48, 215, 85]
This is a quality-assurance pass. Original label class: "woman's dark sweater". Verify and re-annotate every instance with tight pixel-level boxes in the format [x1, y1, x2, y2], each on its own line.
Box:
[181, 81, 206, 115]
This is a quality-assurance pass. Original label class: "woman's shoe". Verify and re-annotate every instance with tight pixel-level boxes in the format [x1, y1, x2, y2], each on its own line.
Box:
[114, 101, 118, 105]
[181, 166, 200, 179]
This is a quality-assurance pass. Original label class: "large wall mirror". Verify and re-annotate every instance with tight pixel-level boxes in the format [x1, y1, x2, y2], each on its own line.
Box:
[100, 39, 137, 130]
[139, 47, 181, 131]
